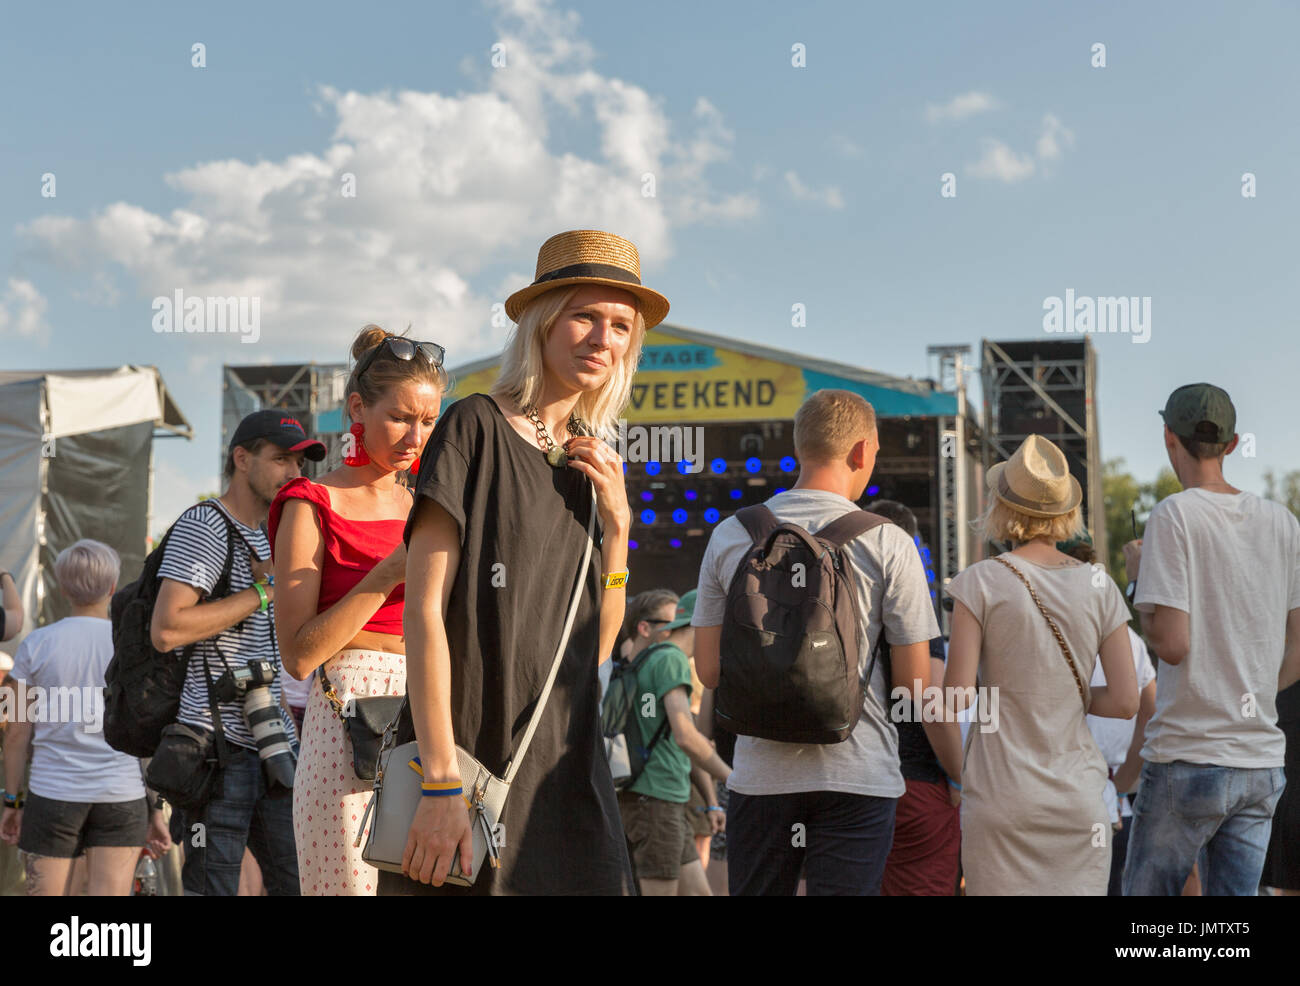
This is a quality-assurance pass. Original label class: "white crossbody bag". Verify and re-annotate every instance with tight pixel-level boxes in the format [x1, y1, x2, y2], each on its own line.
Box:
[357, 487, 597, 886]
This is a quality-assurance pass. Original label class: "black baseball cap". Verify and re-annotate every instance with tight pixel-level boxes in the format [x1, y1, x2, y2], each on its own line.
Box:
[1159, 383, 1236, 443]
[229, 410, 327, 461]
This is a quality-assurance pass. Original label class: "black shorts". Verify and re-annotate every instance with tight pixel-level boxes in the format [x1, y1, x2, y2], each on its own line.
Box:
[17, 793, 148, 858]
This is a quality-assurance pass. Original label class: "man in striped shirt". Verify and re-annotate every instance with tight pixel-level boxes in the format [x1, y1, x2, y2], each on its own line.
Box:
[150, 411, 324, 896]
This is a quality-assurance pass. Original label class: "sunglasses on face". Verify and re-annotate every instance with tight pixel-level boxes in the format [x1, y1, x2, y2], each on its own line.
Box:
[356, 337, 447, 380]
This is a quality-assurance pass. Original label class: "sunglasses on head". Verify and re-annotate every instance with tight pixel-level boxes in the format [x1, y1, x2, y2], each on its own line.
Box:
[356, 336, 446, 380]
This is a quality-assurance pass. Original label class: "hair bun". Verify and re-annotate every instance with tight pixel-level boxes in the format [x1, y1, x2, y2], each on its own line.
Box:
[351, 324, 390, 364]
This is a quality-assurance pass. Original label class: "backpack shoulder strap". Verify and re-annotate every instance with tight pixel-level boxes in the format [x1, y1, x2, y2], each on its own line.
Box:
[816, 509, 890, 550]
[197, 500, 243, 600]
[734, 504, 781, 545]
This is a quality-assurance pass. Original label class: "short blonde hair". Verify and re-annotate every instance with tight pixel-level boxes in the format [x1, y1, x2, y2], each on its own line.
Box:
[794, 390, 877, 463]
[975, 498, 1084, 545]
[490, 285, 646, 440]
[54, 539, 120, 606]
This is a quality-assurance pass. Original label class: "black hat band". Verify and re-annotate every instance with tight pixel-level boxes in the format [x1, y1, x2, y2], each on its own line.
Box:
[534, 262, 641, 287]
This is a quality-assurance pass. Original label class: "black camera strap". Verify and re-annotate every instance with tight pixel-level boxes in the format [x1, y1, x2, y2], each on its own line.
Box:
[202, 646, 232, 769]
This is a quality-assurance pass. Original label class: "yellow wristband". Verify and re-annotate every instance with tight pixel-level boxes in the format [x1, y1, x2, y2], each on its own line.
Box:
[602, 570, 629, 589]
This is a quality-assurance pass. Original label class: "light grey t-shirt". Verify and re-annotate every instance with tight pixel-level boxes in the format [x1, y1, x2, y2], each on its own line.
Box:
[10, 617, 146, 803]
[692, 489, 940, 798]
[1135, 488, 1300, 767]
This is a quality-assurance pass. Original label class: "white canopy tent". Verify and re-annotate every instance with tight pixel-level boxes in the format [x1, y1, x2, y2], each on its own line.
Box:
[0, 366, 191, 648]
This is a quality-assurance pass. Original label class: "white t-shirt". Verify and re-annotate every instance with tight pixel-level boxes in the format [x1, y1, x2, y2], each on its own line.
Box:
[9, 617, 147, 803]
[1135, 488, 1300, 767]
[692, 489, 940, 798]
[1087, 627, 1157, 822]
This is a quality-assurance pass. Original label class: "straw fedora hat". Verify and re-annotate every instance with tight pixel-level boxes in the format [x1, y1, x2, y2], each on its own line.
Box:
[504, 229, 670, 328]
[987, 434, 1082, 518]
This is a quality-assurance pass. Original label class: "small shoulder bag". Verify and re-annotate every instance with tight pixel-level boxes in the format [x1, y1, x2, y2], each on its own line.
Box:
[357, 484, 597, 886]
[991, 556, 1088, 708]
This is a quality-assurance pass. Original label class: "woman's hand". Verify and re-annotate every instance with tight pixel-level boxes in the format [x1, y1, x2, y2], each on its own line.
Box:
[403, 794, 475, 886]
[371, 542, 408, 591]
[564, 437, 631, 532]
[0, 807, 20, 845]
[146, 809, 173, 859]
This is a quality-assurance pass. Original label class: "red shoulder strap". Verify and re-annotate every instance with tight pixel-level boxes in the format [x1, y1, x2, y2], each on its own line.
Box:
[267, 477, 329, 557]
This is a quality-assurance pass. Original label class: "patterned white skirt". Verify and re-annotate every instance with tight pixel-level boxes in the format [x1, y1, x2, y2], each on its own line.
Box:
[293, 648, 405, 896]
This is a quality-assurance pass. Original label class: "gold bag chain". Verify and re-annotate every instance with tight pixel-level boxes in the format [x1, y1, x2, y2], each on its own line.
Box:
[991, 556, 1088, 707]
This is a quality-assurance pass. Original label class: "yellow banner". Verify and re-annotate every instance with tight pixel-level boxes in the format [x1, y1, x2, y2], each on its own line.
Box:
[445, 328, 805, 423]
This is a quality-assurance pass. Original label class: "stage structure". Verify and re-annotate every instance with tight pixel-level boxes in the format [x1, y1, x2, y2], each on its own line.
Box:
[980, 338, 1105, 563]
[221, 363, 349, 478]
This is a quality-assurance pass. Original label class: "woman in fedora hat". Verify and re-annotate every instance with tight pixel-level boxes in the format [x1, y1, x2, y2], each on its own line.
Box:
[381, 230, 668, 895]
[944, 434, 1139, 895]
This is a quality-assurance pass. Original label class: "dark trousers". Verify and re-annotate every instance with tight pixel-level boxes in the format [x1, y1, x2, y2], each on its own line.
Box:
[178, 745, 300, 896]
[727, 789, 897, 896]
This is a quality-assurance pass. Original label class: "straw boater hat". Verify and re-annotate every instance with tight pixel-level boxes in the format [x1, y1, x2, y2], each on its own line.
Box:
[987, 434, 1082, 518]
[504, 230, 670, 328]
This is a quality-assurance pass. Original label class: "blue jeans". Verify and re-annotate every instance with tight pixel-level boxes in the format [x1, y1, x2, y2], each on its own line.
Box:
[727, 789, 897, 895]
[179, 745, 300, 896]
[1123, 760, 1285, 896]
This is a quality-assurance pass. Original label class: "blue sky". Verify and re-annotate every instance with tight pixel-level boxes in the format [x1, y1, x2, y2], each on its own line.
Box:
[3, 0, 1298, 528]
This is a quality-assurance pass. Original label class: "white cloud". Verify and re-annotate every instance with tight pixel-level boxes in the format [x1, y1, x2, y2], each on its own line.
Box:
[784, 171, 845, 209]
[1036, 113, 1075, 161]
[965, 139, 1037, 183]
[926, 91, 998, 123]
[16, 0, 756, 366]
[829, 134, 865, 159]
[0, 278, 52, 339]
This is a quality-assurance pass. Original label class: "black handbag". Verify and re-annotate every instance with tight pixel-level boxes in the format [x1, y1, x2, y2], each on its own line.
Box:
[320, 672, 405, 781]
[146, 652, 230, 810]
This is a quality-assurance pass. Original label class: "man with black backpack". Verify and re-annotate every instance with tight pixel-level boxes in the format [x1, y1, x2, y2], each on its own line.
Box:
[692, 390, 939, 896]
[606, 589, 731, 895]
[144, 411, 323, 895]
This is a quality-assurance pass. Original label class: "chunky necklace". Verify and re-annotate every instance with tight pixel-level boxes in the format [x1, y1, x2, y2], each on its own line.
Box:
[523, 403, 584, 467]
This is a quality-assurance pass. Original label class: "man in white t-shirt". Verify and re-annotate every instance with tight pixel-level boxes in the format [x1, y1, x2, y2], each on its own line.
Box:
[1123, 383, 1300, 896]
[692, 390, 939, 896]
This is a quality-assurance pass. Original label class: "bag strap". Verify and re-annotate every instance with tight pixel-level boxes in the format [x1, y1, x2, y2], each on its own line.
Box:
[735, 504, 781, 545]
[991, 556, 1087, 707]
[503, 482, 598, 784]
[201, 648, 231, 768]
[816, 509, 889, 550]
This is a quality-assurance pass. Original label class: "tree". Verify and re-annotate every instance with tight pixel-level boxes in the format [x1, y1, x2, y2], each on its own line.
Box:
[1264, 470, 1300, 518]
[1102, 459, 1181, 586]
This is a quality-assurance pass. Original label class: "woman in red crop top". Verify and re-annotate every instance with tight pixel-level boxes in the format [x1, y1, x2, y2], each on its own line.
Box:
[269, 324, 445, 896]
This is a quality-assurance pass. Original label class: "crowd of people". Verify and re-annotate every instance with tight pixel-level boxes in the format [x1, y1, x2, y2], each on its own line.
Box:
[0, 228, 1297, 896]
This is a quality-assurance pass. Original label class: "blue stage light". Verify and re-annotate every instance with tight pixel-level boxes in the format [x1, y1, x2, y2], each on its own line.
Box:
[710, 458, 726, 474]
[640, 509, 656, 525]
[745, 457, 761, 474]
[645, 461, 661, 476]
[684, 490, 698, 501]
[672, 508, 688, 524]
[704, 508, 720, 524]
[866, 484, 880, 496]
[774, 487, 788, 495]
[670, 538, 682, 549]
[780, 456, 797, 473]
[729, 489, 742, 500]
[640, 491, 654, 502]
[628, 540, 638, 550]
[676, 460, 691, 475]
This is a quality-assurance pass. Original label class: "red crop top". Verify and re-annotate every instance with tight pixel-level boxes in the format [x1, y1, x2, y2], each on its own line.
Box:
[267, 477, 406, 635]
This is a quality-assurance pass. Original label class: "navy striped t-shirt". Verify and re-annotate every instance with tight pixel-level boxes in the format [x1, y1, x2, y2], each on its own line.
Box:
[156, 499, 292, 750]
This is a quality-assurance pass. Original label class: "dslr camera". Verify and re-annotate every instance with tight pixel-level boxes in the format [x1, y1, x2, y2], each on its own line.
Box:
[214, 658, 296, 793]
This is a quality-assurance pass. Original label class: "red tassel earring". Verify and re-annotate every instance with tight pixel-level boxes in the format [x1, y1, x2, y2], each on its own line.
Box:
[343, 421, 370, 467]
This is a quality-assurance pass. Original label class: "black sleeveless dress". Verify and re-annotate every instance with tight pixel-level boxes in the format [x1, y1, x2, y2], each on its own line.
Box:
[378, 393, 633, 895]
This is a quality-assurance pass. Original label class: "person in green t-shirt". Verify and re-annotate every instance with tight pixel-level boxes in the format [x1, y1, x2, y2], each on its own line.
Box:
[617, 589, 731, 896]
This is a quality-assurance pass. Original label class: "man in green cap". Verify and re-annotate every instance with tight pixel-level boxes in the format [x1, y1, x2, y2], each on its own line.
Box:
[613, 589, 731, 896]
[1122, 383, 1300, 895]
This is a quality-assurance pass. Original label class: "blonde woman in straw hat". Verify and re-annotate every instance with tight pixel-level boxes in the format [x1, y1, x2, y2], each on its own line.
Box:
[381, 230, 668, 895]
[945, 434, 1139, 895]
